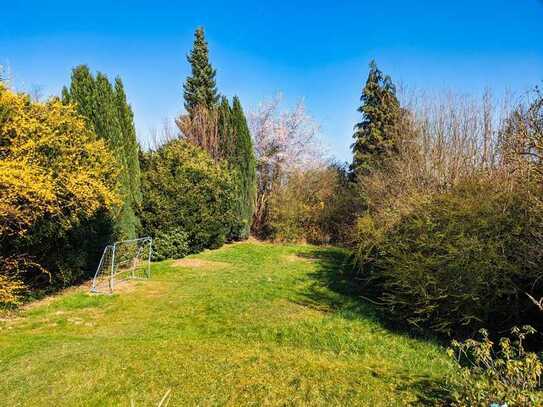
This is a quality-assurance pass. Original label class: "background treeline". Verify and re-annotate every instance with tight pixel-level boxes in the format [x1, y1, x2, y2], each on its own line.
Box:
[0, 27, 256, 305]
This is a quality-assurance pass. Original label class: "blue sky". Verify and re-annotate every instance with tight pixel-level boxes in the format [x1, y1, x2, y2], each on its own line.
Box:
[2, 0, 543, 161]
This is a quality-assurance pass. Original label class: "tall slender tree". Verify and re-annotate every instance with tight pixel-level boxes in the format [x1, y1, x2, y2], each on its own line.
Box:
[63, 66, 141, 240]
[230, 96, 257, 238]
[62, 65, 96, 127]
[183, 27, 219, 113]
[217, 96, 233, 159]
[350, 60, 401, 177]
[114, 77, 142, 211]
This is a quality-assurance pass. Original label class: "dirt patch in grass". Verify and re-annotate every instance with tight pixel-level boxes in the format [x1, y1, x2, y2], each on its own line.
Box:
[283, 254, 317, 263]
[172, 259, 230, 269]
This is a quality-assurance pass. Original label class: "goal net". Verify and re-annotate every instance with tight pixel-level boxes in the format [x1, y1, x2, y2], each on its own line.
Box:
[90, 237, 152, 294]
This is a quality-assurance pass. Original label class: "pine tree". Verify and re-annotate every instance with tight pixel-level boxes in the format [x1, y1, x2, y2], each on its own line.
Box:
[230, 96, 257, 239]
[183, 27, 219, 113]
[350, 60, 401, 177]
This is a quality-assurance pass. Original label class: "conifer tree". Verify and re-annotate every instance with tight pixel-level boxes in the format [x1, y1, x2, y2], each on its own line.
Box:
[217, 96, 233, 159]
[183, 27, 219, 113]
[114, 77, 142, 211]
[230, 96, 257, 238]
[63, 66, 141, 240]
[350, 60, 401, 177]
[63, 65, 96, 127]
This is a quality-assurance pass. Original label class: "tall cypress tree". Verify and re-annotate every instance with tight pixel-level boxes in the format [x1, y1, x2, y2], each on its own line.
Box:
[63, 66, 140, 240]
[350, 60, 401, 177]
[62, 65, 96, 127]
[230, 96, 257, 239]
[114, 77, 142, 212]
[217, 96, 233, 159]
[183, 27, 219, 113]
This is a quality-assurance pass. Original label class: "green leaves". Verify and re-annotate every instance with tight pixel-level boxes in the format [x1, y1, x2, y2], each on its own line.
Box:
[140, 139, 237, 253]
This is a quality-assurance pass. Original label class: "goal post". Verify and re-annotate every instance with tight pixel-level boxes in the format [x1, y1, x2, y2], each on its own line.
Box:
[90, 237, 152, 294]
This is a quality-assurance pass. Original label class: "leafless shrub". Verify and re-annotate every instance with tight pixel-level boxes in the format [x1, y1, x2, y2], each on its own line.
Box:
[148, 118, 179, 151]
[176, 105, 221, 161]
[360, 89, 519, 228]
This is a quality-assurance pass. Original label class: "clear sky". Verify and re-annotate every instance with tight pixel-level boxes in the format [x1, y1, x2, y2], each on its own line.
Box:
[2, 0, 542, 161]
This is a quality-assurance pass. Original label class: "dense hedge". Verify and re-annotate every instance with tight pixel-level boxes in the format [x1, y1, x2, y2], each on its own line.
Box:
[139, 139, 237, 254]
[355, 179, 543, 338]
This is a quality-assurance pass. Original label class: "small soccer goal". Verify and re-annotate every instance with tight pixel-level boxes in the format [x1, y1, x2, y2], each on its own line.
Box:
[90, 237, 152, 294]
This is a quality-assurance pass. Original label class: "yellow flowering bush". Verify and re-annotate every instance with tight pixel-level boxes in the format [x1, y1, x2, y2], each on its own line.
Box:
[0, 84, 119, 304]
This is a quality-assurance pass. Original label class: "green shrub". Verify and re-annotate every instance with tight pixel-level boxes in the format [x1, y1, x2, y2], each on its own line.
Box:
[448, 326, 543, 406]
[152, 228, 190, 261]
[139, 139, 236, 254]
[355, 178, 543, 337]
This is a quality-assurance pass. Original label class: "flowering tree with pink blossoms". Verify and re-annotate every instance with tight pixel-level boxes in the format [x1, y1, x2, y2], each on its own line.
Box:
[249, 95, 325, 237]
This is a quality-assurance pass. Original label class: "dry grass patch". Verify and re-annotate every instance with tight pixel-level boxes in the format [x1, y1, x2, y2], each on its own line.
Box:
[172, 258, 230, 269]
[283, 254, 317, 263]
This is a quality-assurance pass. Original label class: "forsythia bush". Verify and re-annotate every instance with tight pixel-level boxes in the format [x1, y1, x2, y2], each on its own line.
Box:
[139, 139, 236, 254]
[0, 85, 118, 303]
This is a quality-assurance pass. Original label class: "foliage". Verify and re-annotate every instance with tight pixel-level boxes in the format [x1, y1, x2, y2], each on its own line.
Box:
[139, 139, 236, 253]
[350, 60, 402, 177]
[249, 97, 324, 238]
[183, 27, 219, 113]
[267, 166, 351, 244]
[355, 177, 543, 337]
[62, 65, 141, 240]
[0, 84, 118, 295]
[177, 98, 255, 240]
[152, 228, 190, 261]
[228, 97, 256, 239]
[448, 326, 543, 406]
[0, 274, 24, 307]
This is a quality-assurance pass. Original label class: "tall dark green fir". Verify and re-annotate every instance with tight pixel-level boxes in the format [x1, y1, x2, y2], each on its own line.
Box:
[350, 60, 401, 177]
[183, 27, 219, 112]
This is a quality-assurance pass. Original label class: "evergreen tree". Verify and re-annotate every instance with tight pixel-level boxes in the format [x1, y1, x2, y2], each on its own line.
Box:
[63, 66, 141, 240]
[230, 96, 257, 239]
[183, 27, 219, 113]
[64, 65, 96, 127]
[217, 96, 233, 159]
[350, 60, 401, 177]
[114, 77, 142, 211]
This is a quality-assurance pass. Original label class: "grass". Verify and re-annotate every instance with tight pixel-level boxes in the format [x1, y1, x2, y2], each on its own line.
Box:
[0, 242, 456, 406]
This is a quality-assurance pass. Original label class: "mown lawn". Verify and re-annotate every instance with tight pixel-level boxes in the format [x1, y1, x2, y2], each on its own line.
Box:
[0, 242, 455, 406]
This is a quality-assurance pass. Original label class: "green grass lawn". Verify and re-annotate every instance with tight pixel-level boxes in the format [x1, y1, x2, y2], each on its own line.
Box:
[0, 242, 455, 406]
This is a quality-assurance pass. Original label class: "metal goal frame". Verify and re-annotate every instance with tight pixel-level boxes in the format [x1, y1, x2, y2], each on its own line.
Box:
[90, 237, 152, 294]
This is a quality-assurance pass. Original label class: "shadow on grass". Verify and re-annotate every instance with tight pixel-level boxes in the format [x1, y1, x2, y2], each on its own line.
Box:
[296, 247, 452, 405]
